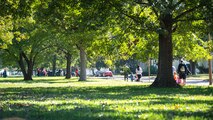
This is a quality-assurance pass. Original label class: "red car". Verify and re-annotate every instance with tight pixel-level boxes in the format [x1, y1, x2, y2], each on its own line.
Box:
[103, 71, 113, 77]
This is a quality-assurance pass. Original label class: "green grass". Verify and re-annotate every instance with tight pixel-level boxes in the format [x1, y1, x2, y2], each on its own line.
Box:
[0, 77, 212, 120]
[188, 74, 210, 80]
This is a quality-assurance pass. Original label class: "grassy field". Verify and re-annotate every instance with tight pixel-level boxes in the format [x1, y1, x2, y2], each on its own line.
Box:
[0, 77, 212, 120]
[188, 74, 210, 80]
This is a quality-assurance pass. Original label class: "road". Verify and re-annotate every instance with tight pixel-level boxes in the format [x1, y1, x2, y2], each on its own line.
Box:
[92, 75, 211, 86]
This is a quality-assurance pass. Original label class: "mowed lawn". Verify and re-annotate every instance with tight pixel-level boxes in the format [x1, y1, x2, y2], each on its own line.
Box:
[0, 77, 212, 120]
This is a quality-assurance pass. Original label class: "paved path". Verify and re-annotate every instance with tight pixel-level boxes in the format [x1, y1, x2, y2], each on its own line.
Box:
[140, 77, 210, 86]
[94, 75, 211, 86]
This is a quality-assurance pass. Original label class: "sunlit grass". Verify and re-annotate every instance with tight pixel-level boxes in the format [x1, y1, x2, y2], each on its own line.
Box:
[188, 74, 209, 80]
[0, 77, 212, 120]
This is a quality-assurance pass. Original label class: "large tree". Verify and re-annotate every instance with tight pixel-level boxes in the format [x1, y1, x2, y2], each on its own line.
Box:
[53, 33, 79, 79]
[104, 0, 212, 87]
[36, 0, 110, 81]
[2, 22, 51, 80]
[0, 0, 51, 80]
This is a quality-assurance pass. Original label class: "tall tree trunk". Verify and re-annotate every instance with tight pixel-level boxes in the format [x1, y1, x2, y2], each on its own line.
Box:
[208, 33, 212, 85]
[190, 60, 196, 75]
[208, 59, 212, 85]
[151, 14, 179, 87]
[25, 60, 33, 80]
[65, 53, 71, 79]
[52, 54, 56, 76]
[18, 53, 33, 80]
[18, 53, 27, 79]
[79, 46, 87, 81]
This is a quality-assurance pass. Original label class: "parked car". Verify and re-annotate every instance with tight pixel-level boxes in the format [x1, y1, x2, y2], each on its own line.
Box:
[95, 71, 104, 77]
[103, 71, 113, 77]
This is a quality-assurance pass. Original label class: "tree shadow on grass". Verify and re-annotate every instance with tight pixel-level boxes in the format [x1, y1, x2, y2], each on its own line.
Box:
[0, 97, 212, 120]
[0, 86, 212, 101]
[0, 85, 212, 119]
[0, 102, 123, 120]
[0, 78, 103, 84]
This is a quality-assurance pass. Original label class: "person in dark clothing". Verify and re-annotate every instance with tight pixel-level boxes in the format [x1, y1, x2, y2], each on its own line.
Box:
[3, 69, 7, 78]
[123, 65, 131, 81]
[135, 65, 143, 82]
[177, 60, 191, 85]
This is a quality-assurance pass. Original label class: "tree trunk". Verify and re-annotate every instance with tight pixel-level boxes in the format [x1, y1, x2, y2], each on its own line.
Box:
[18, 53, 33, 80]
[150, 14, 179, 87]
[190, 60, 196, 75]
[18, 53, 27, 79]
[208, 59, 212, 85]
[65, 53, 71, 79]
[79, 46, 87, 81]
[52, 54, 56, 76]
[25, 59, 33, 80]
[208, 33, 212, 85]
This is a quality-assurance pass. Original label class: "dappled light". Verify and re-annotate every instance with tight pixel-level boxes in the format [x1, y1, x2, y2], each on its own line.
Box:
[0, 77, 212, 120]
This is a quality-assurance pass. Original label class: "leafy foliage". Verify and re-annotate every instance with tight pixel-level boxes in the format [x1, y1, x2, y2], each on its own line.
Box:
[0, 16, 14, 49]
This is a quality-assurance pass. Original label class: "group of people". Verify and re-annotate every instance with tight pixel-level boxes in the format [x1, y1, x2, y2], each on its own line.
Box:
[174, 60, 191, 86]
[37, 68, 47, 76]
[123, 65, 143, 82]
[124, 59, 191, 84]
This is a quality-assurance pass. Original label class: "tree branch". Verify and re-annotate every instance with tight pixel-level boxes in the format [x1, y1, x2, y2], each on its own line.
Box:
[32, 45, 53, 65]
[134, 0, 149, 5]
[172, 23, 178, 32]
[21, 51, 29, 63]
[172, 0, 184, 9]
[147, 0, 159, 18]
[174, 4, 203, 23]
[107, 1, 144, 24]
[176, 18, 205, 22]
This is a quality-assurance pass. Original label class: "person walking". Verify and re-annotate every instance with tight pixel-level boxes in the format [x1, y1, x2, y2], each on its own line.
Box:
[177, 60, 191, 85]
[135, 65, 143, 82]
[123, 65, 131, 81]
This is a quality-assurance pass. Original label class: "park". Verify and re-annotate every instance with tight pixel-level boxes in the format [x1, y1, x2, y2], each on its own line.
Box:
[0, 0, 213, 120]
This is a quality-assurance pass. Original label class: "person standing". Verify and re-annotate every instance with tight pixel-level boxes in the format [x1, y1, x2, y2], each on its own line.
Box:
[123, 65, 131, 81]
[135, 65, 143, 82]
[75, 68, 79, 77]
[3, 69, 7, 78]
[177, 60, 191, 85]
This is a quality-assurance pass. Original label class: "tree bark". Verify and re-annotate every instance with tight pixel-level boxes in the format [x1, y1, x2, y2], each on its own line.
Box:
[65, 53, 72, 79]
[18, 53, 33, 80]
[52, 54, 56, 76]
[79, 46, 87, 81]
[25, 59, 33, 80]
[190, 60, 196, 75]
[18, 53, 27, 78]
[150, 14, 179, 87]
[208, 33, 212, 85]
[208, 59, 212, 85]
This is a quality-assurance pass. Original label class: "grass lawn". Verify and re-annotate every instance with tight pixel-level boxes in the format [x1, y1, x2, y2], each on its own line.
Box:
[188, 74, 210, 80]
[0, 77, 212, 120]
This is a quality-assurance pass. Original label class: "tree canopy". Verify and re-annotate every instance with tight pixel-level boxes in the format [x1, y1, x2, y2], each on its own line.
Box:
[0, 0, 212, 87]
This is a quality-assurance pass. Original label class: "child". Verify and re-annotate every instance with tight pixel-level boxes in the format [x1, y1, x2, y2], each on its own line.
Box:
[174, 71, 184, 86]
[130, 72, 134, 82]
[173, 71, 179, 81]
